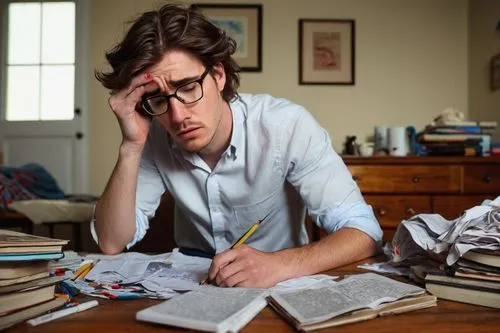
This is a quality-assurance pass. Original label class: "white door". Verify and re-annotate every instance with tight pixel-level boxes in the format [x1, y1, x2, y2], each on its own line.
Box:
[0, 0, 88, 194]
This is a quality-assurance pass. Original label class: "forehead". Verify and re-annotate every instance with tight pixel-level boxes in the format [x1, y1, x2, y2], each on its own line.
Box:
[148, 49, 204, 80]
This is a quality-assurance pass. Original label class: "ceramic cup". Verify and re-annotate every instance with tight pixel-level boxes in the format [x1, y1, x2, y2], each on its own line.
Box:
[359, 143, 374, 157]
[387, 126, 410, 156]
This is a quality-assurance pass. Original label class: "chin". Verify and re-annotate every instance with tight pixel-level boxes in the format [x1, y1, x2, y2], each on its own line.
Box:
[180, 138, 210, 153]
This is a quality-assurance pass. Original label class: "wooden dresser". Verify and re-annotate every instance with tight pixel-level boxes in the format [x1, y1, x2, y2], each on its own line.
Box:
[340, 156, 500, 241]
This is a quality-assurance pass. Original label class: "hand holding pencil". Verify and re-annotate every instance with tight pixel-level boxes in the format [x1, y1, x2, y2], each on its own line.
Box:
[200, 213, 271, 285]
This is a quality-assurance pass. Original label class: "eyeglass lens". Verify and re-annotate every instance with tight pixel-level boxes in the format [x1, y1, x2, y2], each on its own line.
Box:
[143, 81, 204, 115]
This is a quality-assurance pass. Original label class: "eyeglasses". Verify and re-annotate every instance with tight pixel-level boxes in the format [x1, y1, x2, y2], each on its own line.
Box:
[141, 67, 210, 116]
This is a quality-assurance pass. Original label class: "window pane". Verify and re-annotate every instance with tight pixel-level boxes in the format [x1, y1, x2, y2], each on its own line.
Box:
[40, 65, 74, 120]
[42, 2, 75, 64]
[7, 3, 41, 64]
[6, 66, 40, 121]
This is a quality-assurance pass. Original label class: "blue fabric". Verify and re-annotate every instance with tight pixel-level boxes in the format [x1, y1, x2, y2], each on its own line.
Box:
[0, 163, 64, 207]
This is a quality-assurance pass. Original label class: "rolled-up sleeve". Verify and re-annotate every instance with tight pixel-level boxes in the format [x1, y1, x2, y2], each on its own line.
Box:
[317, 198, 383, 242]
[90, 209, 151, 250]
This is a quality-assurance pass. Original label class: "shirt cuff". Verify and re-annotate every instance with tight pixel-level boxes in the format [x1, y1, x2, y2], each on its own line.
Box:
[318, 201, 383, 242]
[90, 206, 150, 250]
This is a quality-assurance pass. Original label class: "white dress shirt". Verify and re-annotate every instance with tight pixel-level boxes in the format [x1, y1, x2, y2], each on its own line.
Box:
[92, 93, 382, 253]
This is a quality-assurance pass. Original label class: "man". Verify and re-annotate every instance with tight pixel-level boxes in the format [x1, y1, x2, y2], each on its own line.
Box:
[93, 3, 382, 288]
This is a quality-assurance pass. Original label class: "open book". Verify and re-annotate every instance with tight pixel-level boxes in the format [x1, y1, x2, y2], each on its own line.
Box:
[267, 273, 436, 331]
[136, 286, 267, 333]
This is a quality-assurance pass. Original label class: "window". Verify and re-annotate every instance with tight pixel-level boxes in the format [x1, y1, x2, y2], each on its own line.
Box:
[3, 1, 75, 121]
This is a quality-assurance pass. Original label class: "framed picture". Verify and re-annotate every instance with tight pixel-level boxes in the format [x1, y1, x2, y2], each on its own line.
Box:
[299, 19, 355, 85]
[195, 4, 262, 72]
[490, 53, 500, 91]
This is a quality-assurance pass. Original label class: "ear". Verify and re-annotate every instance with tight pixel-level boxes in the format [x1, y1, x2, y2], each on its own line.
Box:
[211, 63, 226, 93]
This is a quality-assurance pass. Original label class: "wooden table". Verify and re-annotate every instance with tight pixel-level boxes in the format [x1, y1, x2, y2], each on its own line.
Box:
[6, 257, 500, 333]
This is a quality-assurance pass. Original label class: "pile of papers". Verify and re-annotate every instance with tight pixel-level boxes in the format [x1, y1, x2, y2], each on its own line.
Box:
[65, 249, 338, 300]
[390, 196, 500, 267]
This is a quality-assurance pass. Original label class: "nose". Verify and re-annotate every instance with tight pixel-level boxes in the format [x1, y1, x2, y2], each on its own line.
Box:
[168, 97, 190, 125]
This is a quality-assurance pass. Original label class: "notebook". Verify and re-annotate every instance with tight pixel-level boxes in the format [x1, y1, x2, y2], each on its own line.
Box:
[136, 286, 268, 333]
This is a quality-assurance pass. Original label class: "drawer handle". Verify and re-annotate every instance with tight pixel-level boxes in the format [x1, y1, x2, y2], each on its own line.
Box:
[412, 176, 420, 183]
[378, 208, 387, 216]
[352, 175, 360, 181]
[406, 208, 416, 215]
[482, 176, 492, 183]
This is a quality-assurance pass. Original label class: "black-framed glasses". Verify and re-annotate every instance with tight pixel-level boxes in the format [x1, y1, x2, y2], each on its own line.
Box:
[141, 67, 210, 116]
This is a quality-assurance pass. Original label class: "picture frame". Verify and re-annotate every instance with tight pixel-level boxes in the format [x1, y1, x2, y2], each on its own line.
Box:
[194, 4, 262, 72]
[490, 53, 500, 91]
[299, 19, 355, 85]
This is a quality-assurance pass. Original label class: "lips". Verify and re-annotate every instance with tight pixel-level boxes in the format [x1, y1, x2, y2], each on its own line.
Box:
[177, 127, 201, 140]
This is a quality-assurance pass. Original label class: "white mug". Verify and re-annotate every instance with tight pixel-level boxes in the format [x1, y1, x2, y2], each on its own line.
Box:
[387, 127, 409, 156]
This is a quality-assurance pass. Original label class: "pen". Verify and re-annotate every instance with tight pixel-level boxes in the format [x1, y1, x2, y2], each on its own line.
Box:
[200, 212, 271, 285]
[27, 300, 99, 326]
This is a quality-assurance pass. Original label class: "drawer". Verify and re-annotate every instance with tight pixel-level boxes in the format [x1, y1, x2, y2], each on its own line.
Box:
[309, 196, 431, 242]
[463, 165, 500, 193]
[433, 195, 496, 220]
[348, 165, 461, 193]
[364, 195, 432, 229]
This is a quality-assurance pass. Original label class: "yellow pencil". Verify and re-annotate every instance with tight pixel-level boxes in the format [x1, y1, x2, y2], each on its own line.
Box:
[71, 262, 91, 280]
[200, 212, 271, 285]
[71, 262, 94, 281]
[77, 262, 95, 280]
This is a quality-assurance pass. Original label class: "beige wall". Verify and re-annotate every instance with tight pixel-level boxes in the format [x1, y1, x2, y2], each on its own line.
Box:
[89, 0, 469, 194]
[468, 0, 500, 141]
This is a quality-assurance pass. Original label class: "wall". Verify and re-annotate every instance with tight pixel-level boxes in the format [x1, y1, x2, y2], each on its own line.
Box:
[468, 0, 500, 142]
[89, 0, 468, 194]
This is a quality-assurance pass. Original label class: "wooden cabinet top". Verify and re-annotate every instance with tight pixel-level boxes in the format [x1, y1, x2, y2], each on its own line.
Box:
[342, 156, 500, 165]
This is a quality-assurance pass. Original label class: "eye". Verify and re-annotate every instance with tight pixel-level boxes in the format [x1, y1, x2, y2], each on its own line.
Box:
[148, 96, 167, 109]
[177, 83, 197, 93]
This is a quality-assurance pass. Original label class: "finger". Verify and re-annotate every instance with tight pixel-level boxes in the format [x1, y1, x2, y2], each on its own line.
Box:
[127, 80, 159, 109]
[234, 277, 254, 288]
[208, 249, 239, 281]
[216, 259, 246, 287]
[152, 76, 167, 93]
[125, 72, 154, 96]
[221, 270, 249, 288]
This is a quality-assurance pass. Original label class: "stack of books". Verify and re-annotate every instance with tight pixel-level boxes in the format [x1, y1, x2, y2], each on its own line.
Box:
[425, 249, 500, 308]
[0, 229, 69, 330]
[417, 121, 497, 156]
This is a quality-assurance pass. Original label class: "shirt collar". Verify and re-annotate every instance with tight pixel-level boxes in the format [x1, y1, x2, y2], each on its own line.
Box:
[225, 95, 247, 160]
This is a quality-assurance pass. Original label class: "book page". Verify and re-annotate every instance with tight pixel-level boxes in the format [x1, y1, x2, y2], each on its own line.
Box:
[269, 273, 424, 325]
[137, 286, 267, 331]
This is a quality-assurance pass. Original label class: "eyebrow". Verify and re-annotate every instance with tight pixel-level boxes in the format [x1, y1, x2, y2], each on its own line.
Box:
[169, 75, 200, 88]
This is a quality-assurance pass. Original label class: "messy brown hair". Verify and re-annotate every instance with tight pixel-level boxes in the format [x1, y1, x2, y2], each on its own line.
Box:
[95, 3, 240, 102]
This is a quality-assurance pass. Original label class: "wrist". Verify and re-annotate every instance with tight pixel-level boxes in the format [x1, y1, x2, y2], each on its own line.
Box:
[273, 249, 307, 281]
[119, 140, 145, 156]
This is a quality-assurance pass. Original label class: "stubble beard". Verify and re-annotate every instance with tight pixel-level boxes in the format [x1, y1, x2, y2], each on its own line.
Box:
[198, 97, 225, 155]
